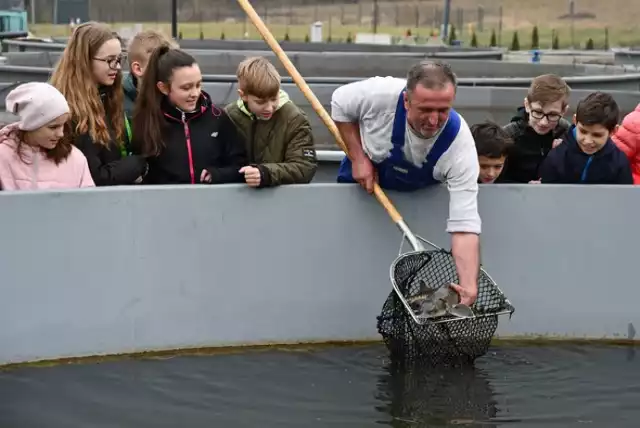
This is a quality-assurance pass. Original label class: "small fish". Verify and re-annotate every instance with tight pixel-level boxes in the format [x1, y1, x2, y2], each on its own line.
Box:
[406, 280, 473, 320]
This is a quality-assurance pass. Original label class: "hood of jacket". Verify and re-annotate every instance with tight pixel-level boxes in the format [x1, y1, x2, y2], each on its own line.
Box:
[123, 73, 138, 104]
[564, 124, 617, 158]
[0, 122, 45, 164]
[235, 89, 290, 119]
[0, 123, 21, 150]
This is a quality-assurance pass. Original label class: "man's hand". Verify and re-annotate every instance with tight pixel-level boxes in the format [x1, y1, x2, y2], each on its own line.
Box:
[450, 282, 478, 307]
[239, 166, 261, 187]
[352, 155, 377, 194]
[552, 138, 563, 149]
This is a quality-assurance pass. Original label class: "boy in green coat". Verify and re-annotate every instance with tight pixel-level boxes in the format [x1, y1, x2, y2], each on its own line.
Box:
[225, 56, 317, 187]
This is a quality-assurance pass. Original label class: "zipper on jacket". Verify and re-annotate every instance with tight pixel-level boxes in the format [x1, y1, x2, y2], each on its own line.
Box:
[249, 120, 258, 163]
[581, 156, 593, 182]
[182, 111, 195, 184]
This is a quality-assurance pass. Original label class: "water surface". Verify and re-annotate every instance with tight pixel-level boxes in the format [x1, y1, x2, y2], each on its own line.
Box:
[0, 343, 638, 427]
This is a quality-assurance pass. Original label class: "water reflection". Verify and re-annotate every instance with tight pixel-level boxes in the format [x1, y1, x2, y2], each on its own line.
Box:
[2, 344, 640, 427]
[375, 360, 498, 427]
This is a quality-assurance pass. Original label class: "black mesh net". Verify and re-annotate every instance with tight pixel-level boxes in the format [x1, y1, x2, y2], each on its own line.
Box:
[376, 249, 514, 367]
[375, 360, 499, 425]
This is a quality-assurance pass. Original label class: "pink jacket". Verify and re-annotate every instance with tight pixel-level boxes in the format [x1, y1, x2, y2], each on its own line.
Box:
[0, 124, 95, 190]
[612, 104, 640, 184]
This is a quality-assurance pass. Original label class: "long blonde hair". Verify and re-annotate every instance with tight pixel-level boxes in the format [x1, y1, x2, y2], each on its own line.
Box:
[50, 21, 124, 147]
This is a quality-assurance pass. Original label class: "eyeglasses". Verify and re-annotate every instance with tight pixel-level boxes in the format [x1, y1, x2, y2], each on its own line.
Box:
[93, 55, 123, 70]
[530, 109, 562, 122]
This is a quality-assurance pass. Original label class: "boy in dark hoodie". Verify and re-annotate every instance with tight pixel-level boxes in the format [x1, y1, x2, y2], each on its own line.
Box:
[502, 74, 572, 183]
[539, 91, 633, 185]
[470, 121, 514, 183]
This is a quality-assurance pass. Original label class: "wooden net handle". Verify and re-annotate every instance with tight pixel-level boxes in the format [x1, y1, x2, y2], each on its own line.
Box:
[235, 0, 403, 224]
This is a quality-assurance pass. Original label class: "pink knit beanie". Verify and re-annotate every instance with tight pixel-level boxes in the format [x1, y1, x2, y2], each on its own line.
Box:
[5, 82, 70, 131]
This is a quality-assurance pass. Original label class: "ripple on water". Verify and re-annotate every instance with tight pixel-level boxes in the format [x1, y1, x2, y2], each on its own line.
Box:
[0, 343, 639, 427]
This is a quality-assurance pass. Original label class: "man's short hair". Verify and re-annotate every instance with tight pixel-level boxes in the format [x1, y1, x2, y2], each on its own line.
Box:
[526, 74, 571, 107]
[575, 91, 620, 132]
[471, 121, 514, 158]
[236, 56, 281, 99]
[127, 30, 179, 66]
[406, 60, 457, 94]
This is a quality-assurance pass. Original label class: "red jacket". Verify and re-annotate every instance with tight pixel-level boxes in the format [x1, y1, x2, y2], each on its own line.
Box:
[612, 104, 640, 184]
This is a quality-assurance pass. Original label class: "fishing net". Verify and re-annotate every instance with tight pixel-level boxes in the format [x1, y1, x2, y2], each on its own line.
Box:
[376, 235, 514, 367]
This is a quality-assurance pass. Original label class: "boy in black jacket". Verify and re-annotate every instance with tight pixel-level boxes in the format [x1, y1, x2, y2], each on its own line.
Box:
[501, 74, 571, 183]
[539, 91, 633, 185]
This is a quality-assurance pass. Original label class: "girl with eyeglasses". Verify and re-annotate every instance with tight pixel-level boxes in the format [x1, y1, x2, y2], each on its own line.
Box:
[50, 21, 148, 186]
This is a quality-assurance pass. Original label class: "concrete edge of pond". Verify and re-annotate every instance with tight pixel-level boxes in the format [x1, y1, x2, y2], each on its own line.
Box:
[0, 184, 638, 366]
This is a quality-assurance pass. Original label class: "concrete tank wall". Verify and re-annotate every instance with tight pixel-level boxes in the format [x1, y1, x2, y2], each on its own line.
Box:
[7, 38, 504, 54]
[0, 78, 639, 150]
[3, 63, 640, 92]
[0, 184, 637, 366]
[1, 50, 630, 79]
[614, 49, 640, 67]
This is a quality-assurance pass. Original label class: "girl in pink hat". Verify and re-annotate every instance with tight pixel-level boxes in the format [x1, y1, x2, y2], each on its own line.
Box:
[0, 82, 95, 190]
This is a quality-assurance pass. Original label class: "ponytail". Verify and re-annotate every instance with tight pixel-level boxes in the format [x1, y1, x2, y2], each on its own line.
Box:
[132, 43, 172, 157]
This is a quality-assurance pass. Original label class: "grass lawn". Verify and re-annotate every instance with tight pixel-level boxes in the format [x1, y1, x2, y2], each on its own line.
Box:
[30, 20, 637, 51]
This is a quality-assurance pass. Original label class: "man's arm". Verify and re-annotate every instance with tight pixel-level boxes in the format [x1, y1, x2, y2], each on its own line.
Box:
[442, 123, 482, 305]
[451, 232, 480, 306]
[335, 122, 366, 161]
[331, 80, 369, 160]
[331, 79, 380, 192]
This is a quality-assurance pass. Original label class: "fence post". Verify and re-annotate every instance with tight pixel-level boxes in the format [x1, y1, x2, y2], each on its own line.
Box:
[171, 0, 177, 39]
[441, 0, 451, 40]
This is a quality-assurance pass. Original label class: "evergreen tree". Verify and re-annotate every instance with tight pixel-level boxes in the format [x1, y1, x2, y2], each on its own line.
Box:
[531, 26, 539, 49]
[510, 31, 520, 51]
[585, 38, 594, 50]
[490, 28, 497, 47]
[448, 26, 457, 45]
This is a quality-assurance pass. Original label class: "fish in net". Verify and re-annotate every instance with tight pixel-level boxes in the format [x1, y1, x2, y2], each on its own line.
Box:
[376, 235, 514, 367]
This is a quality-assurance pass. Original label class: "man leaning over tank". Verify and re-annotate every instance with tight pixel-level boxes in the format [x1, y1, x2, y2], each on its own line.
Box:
[330, 60, 481, 306]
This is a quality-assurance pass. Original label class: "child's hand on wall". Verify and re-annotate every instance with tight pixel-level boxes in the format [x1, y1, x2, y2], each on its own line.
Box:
[239, 166, 261, 187]
[200, 169, 212, 183]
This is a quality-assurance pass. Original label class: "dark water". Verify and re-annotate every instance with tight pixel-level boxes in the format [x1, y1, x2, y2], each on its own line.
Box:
[1, 343, 639, 427]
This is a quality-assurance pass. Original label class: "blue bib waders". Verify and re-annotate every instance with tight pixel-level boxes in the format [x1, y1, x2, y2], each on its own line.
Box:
[336, 91, 461, 191]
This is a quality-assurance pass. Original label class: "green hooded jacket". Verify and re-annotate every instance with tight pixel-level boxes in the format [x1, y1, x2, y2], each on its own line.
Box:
[123, 73, 138, 122]
[224, 90, 317, 187]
